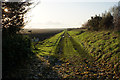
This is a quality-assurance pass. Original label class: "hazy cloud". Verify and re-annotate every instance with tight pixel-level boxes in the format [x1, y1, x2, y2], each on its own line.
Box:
[45, 21, 63, 25]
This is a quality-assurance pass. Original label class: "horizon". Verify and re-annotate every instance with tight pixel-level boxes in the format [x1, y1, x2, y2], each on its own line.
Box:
[24, 1, 118, 29]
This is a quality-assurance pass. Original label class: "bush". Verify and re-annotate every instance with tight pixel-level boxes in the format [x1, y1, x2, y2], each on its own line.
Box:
[3, 32, 33, 72]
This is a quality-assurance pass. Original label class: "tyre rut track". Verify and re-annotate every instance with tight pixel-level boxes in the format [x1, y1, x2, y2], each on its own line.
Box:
[64, 31, 120, 79]
[15, 32, 66, 79]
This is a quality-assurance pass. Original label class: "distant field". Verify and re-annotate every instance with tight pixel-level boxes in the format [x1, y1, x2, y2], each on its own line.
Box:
[22, 29, 65, 34]
[22, 29, 64, 41]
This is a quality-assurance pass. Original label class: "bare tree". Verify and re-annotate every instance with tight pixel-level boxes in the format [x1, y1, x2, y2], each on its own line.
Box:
[110, 1, 120, 31]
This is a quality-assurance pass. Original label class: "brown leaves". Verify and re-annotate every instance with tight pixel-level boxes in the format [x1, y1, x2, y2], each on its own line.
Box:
[51, 55, 120, 79]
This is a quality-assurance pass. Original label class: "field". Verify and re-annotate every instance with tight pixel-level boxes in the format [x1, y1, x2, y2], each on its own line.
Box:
[25, 29, 120, 79]
[22, 29, 64, 41]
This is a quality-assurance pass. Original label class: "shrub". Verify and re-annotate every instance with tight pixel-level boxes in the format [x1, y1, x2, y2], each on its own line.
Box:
[3, 32, 33, 72]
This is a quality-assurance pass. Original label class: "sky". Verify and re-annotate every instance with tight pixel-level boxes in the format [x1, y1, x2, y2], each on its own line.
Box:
[24, 0, 119, 29]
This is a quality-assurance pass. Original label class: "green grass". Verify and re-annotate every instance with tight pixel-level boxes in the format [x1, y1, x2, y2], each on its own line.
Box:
[68, 30, 120, 64]
[33, 29, 120, 63]
[32, 31, 64, 56]
[32, 29, 120, 79]
[60, 31, 78, 58]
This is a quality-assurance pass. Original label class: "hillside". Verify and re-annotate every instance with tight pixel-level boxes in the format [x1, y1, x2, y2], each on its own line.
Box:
[29, 29, 120, 79]
[68, 29, 120, 64]
[4, 29, 119, 79]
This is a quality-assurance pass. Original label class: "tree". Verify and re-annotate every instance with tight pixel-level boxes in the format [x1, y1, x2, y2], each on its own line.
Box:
[87, 15, 102, 31]
[2, 2, 32, 34]
[99, 12, 113, 30]
[110, 5, 120, 31]
[82, 1, 120, 31]
[2, 0, 40, 33]
[2, 1, 40, 78]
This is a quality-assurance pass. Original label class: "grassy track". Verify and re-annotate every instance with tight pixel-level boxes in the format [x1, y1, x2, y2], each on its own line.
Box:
[30, 29, 120, 79]
[32, 31, 64, 56]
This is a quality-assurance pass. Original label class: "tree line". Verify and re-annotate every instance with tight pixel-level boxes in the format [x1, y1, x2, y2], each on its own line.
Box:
[82, 5, 120, 31]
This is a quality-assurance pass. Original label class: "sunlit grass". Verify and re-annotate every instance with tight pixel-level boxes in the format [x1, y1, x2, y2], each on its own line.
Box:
[31, 29, 120, 79]
[32, 31, 64, 56]
[68, 30, 120, 64]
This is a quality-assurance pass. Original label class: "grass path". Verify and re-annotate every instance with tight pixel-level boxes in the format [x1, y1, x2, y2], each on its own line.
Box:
[51, 30, 120, 79]
[16, 30, 119, 79]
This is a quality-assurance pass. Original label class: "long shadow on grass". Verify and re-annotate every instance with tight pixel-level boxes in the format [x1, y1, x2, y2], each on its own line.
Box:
[32, 32, 66, 79]
[26, 54, 63, 80]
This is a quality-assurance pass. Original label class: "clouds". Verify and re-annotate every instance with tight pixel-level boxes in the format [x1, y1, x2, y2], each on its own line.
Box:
[29, 21, 63, 26]
[25, 1, 117, 29]
[45, 21, 63, 25]
[25, 21, 65, 29]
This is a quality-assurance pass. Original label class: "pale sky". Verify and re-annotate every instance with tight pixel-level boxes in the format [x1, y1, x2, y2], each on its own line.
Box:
[24, 0, 118, 29]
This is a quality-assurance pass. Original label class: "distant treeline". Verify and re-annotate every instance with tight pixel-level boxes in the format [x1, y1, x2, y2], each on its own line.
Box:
[82, 5, 120, 31]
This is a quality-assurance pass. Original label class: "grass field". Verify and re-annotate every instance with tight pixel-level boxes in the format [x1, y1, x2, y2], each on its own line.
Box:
[68, 29, 120, 63]
[30, 29, 120, 79]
